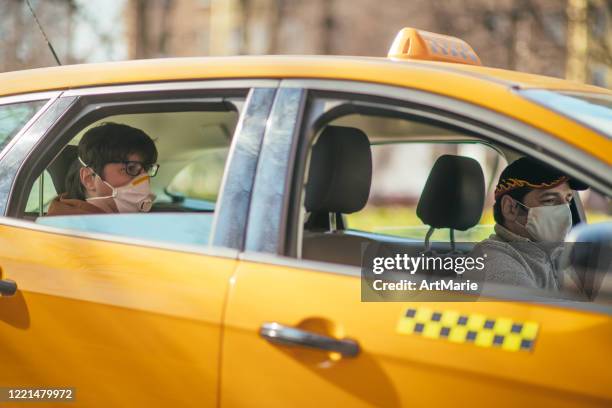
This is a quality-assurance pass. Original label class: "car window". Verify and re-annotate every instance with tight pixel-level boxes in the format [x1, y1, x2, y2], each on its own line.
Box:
[288, 98, 610, 303]
[23, 107, 241, 246]
[71, 110, 237, 209]
[0, 99, 48, 152]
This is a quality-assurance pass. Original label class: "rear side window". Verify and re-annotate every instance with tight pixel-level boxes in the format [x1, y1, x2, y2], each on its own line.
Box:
[24, 104, 242, 247]
[0, 100, 47, 151]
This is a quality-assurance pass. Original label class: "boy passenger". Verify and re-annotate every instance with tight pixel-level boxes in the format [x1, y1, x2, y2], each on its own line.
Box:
[47, 122, 159, 216]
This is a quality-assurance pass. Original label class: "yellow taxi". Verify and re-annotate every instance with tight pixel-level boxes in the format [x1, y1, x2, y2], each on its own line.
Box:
[0, 28, 610, 407]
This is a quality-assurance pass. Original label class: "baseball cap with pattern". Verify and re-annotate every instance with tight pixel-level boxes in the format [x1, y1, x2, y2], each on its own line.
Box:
[494, 157, 588, 200]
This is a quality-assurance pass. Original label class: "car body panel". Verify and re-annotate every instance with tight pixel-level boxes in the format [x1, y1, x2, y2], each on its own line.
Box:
[0, 220, 236, 407]
[220, 259, 612, 407]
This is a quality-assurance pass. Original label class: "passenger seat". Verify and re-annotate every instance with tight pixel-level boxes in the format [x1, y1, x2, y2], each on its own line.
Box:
[302, 126, 376, 266]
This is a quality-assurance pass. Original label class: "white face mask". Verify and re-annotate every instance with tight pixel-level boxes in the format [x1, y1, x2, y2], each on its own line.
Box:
[514, 200, 572, 242]
[80, 158, 155, 213]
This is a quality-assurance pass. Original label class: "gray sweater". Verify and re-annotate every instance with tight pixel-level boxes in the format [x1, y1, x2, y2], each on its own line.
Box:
[471, 224, 563, 290]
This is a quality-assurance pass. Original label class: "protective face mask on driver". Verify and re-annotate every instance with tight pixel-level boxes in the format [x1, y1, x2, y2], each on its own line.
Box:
[515, 200, 572, 242]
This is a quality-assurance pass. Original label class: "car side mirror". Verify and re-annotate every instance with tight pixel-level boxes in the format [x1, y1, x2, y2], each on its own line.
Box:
[561, 222, 612, 302]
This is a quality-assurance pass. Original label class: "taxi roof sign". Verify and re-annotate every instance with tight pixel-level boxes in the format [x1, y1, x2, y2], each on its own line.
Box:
[388, 28, 482, 66]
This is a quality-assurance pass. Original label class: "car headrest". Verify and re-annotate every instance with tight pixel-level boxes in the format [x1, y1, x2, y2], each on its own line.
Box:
[47, 145, 78, 194]
[305, 126, 372, 214]
[417, 154, 485, 231]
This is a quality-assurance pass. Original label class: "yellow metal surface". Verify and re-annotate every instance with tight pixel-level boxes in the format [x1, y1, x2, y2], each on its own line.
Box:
[1, 56, 605, 97]
[221, 261, 612, 407]
[0, 56, 609, 165]
[388, 27, 482, 65]
[0, 223, 236, 407]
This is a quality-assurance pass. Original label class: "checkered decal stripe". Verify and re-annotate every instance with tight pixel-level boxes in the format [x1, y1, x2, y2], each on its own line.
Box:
[397, 308, 539, 352]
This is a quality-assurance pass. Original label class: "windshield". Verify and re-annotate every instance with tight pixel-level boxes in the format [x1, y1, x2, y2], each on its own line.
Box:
[520, 90, 612, 139]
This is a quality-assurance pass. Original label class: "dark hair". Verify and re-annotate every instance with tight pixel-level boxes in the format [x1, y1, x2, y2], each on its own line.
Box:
[65, 122, 157, 200]
[493, 186, 531, 225]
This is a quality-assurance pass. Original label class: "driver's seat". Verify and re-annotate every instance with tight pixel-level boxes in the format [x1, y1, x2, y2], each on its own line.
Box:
[416, 154, 485, 252]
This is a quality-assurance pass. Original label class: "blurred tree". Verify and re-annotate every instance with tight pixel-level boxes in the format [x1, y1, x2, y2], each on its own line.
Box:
[133, 0, 150, 58]
[585, 0, 612, 86]
[237, 0, 250, 54]
[428, 0, 567, 77]
[567, 0, 589, 82]
[0, 0, 77, 71]
[267, 0, 286, 54]
[0, 0, 130, 72]
[127, 0, 213, 57]
[113, 0, 612, 86]
[321, 0, 335, 54]
[130, 0, 176, 58]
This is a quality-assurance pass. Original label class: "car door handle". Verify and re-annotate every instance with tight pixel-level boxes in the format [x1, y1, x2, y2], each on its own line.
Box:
[0, 279, 17, 296]
[259, 322, 360, 357]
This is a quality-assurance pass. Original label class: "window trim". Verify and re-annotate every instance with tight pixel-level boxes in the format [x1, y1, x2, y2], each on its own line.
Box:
[61, 79, 280, 97]
[0, 91, 60, 105]
[212, 87, 278, 249]
[0, 96, 76, 215]
[243, 87, 307, 254]
[0, 92, 62, 163]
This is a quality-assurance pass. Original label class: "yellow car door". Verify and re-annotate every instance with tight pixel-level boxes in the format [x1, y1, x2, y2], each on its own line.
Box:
[0, 221, 235, 407]
[220, 258, 611, 407]
[0, 85, 277, 406]
[219, 84, 612, 406]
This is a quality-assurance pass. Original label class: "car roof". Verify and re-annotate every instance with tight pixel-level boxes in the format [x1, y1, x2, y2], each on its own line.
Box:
[1, 55, 608, 98]
[1, 56, 610, 164]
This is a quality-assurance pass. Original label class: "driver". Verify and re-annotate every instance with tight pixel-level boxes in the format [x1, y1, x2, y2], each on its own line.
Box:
[472, 157, 588, 290]
[47, 122, 159, 216]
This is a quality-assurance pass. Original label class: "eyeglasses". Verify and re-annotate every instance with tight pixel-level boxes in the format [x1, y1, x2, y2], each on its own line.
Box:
[113, 161, 160, 177]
